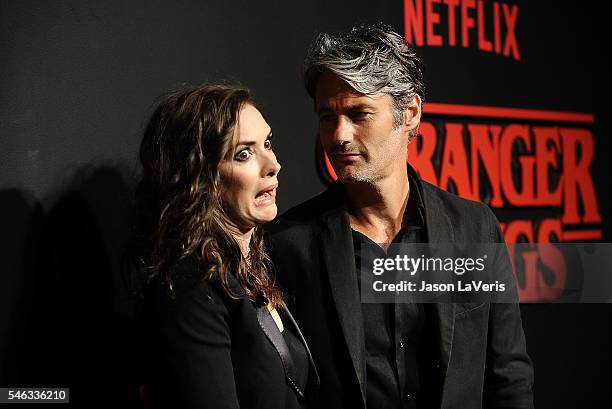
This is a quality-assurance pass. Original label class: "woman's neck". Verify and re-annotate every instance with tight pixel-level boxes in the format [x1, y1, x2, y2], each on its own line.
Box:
[230, 226, 254, 258]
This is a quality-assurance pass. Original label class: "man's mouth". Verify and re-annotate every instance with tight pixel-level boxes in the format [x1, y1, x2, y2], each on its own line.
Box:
[334, 153, 362, 161]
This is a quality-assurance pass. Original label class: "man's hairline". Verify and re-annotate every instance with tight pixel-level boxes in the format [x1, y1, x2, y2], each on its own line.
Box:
[310, 73, 398, 113]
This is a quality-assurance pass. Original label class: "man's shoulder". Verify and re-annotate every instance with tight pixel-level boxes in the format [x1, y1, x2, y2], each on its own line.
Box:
[419, 179, 499, 240]
[421, 179, 491, 215]
[267, 185, 343, 233]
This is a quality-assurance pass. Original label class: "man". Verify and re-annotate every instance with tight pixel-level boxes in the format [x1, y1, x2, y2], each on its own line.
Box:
[267, 24, 534, 409]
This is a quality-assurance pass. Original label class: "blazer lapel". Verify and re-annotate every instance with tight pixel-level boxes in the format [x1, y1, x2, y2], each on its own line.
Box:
[415, 169, 457, 405]
[281, 305, 320, 394]
[317, 189, 366, 405]
[256, 307, 305, 401]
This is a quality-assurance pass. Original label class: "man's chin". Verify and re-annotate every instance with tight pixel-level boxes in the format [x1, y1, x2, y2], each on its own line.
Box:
[335, 171, 369, 183]
[337, 175, 357, 183]
[333, 165, 358, 181]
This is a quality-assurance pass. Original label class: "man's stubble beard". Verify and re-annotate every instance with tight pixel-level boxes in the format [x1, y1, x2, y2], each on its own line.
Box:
[336, 160, 385, 185]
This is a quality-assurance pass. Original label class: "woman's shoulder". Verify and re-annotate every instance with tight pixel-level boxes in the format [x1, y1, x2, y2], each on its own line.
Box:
[145, 255, 246, 312]
[172, 255, 216, 293]
[142, 257, 241, 339]
[144, 257, 219, 308]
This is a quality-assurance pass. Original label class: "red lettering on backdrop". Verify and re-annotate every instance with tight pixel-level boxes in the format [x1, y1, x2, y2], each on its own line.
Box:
[504, 219, 567, 301]
[403, 122, 600, 226]
[504, 219, 534, 243]
[500, 124, 537, 206]
[408, 122, 438, 185]
[405, 0, 424, 46]
[477, 1, 493, 52]
[538, 218, 562, 243]
[561, 128, 601, 224]
[469, 124, 503, 207]
[461, 0, 476, 48]
[444, 0, 459, 46]
[426, 0, 443, 46]
[438, 123, 474, 199]
[493, 2, 501, 53]
[502, 3, 520, 60]
[504, 220, 536, 301]
[536, 220, 567, 301]
[399, 0, 595, 304]
[534, 127, 562, 206]
[518, 250, 540, 301]
[404, 0, 520, 61]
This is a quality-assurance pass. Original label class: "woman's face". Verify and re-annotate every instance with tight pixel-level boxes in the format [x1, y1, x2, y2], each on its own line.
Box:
[220, 104, 281, 232]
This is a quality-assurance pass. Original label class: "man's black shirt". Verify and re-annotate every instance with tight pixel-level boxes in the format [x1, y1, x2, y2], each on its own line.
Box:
[352, 173, 427, 409]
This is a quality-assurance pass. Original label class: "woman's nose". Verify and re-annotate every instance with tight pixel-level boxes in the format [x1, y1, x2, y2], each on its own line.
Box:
[263, 150, 281, 177]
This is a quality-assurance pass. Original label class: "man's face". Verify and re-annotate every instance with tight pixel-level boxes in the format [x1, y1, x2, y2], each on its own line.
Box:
[315, 72, 410, 184]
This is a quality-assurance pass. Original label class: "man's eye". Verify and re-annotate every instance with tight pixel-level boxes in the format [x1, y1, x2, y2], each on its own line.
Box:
[264, 139, 272, 150]
[350, 112, 370, 120]
[235, 149, 252, 161]
[319, 114, 334, 123]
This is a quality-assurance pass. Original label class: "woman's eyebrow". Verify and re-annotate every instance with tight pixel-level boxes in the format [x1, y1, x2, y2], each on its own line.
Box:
[235, 130, 273, 148]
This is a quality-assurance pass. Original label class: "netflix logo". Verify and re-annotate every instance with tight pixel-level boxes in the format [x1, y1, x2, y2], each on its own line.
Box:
[404, 0, 520, 60]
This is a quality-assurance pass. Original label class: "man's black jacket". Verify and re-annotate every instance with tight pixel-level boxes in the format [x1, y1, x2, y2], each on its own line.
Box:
[266, 166, 534, 409]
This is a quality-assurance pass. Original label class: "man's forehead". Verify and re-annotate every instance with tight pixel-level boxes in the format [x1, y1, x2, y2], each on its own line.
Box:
[314, 73, 388, 111]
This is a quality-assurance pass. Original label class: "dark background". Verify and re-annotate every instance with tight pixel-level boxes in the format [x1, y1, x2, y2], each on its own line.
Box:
[1, 0, 609, 407]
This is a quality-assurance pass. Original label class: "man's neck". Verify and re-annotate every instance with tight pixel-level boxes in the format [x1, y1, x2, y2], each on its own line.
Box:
[345, 170, 410, 245]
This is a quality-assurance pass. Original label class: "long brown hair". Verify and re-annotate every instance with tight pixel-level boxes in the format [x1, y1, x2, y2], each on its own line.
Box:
[134, 84, 283, 308]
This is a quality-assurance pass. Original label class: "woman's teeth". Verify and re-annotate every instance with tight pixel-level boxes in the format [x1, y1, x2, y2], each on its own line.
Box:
[255, 190, 274, 205]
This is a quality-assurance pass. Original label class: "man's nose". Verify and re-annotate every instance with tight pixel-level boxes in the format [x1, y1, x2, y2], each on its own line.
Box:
[330, 116, 354, 145]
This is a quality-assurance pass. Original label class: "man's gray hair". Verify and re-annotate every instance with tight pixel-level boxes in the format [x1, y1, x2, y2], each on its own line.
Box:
[303, 23, 425, 128]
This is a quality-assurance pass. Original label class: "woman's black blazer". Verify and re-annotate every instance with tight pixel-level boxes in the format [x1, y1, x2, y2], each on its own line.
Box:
[143, 256, 319, 409]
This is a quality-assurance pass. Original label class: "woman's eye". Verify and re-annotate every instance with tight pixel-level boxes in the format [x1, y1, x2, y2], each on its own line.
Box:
[235, 149, 252, 161]
[264, 139, 272, 150]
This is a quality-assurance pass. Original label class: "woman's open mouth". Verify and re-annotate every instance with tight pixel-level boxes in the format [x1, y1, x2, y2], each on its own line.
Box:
[254, 184, 277, 207]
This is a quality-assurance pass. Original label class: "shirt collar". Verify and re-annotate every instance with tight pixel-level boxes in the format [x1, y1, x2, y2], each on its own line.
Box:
[404, 172, 426, 231]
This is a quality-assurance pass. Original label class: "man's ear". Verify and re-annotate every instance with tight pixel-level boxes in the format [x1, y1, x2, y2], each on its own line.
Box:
[403, 94, 422, 133]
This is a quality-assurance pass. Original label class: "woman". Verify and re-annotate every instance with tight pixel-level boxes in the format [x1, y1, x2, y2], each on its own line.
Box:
[134, 84, 318, 409]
